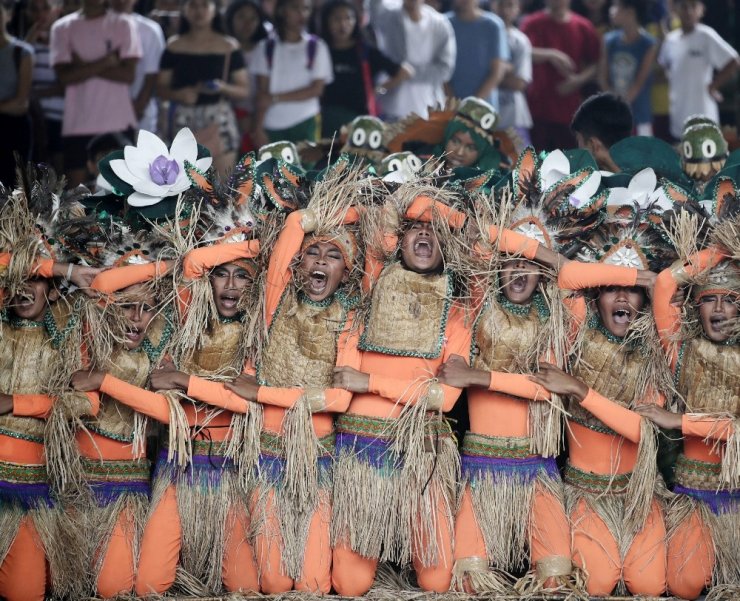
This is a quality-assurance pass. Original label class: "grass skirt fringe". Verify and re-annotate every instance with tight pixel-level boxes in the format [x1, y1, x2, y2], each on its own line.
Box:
[81, 457, 150, 595]
[450, 433, 580, 596]
[331, 411, 459, 568]
[150, 441, 242, 595]
[670, 454, 740, 588]
[252, 430, 334, 581]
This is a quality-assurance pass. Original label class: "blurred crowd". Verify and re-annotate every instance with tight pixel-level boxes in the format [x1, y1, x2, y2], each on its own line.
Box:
[0, 0, 737, 187]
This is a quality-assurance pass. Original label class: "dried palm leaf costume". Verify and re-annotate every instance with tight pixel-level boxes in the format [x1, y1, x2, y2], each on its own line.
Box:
[76, 226, 179, 599]
[653, 180, 740, 601]
[186, 168, 364, 594]
[0, 175, 99, 601]
[556, 196, 680, 596]
[135, 156, 263, 597]
[450, 148, 605, 595]
[331, 185, 472, 596]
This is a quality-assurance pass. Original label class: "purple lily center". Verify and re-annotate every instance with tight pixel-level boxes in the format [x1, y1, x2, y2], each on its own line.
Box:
[568, 194, 583, 208]
[149, 155, 179, 186]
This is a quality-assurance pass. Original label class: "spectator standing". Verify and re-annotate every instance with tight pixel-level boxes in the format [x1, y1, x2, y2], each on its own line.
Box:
[157, 0, 249, 175]
[50, 0, 142, 186]
[446, 0, 509, 110]
[25, 0, 65, 171]
[0, 0, 34, 187]
[224, 0, 270, 152]
[658, 0, 739, 140]
[111, 0, 165, 134]
[493, 0, 533, 144]
[368, 0, 456, 120]
[250, 0, 333, 145]
[319, 0, 411, 138]
[600, 0, 657, 136]
[521, 0, 600, 151]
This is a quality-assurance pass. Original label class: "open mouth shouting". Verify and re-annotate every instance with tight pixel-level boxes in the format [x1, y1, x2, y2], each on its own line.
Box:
[708, 314, 727, 334]
[508, 273, 529, 294]
[612, 306, 633, 326]
[308, 269, 329, 295]
[125, 326, 143, 345]
[218, 292, 240, 311]
[413, 238, 433, 259]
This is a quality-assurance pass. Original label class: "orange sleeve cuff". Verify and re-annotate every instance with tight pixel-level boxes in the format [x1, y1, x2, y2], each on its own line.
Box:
[13, 394, 54, 418]
[487, 226, 539, 260]
[32, 259, 55, 279]
[256, 386, 302, 408]
[92, 262, 165, 295]
[183, 241, 261, 280]
[405, 196, 466, 228]
[558, 261, 638, 291]
[684, 248, 724, 278]
[580, 388, 642, 443]
[0, 253, 10, 270]
[100, 373, 170, 423]
[187, 376, 249, 413]
[682, 414, 734, 442]
[367, 374, 461, 410]
[489, 372, 551, 401]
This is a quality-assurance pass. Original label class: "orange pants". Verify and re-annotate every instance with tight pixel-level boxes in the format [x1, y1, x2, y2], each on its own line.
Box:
[332, 494, 454, 596]
[453, 482, 571, 586]
[255, 488, 332, 594]
[666, 508, 714, 599]
[571, 497, 666, 596]
[135, 484, 258, 595]
[0, 517, 46, 601]
[96, 507, 136, 598]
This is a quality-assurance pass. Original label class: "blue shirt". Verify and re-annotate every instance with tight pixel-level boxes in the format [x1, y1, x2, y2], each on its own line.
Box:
[446, 11, 510, 109]
[605, 29, 656, 125]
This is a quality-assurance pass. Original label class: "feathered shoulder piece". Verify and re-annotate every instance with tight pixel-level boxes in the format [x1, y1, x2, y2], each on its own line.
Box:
[185, 154, 258, 245]
[503, 148, 606, 256]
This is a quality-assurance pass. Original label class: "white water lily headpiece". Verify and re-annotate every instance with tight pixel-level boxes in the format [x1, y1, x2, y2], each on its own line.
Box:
[606, 168, 675, 213]
[539, 150, 602, 211]
[104, 128, 212, 207]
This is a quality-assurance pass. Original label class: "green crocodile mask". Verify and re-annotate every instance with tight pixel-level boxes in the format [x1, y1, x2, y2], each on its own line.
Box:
[681, 120, 729, 182]
[258, 140, 301, 167]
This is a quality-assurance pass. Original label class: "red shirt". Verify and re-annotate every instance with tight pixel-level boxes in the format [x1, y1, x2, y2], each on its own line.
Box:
[521, 10, 600, 124]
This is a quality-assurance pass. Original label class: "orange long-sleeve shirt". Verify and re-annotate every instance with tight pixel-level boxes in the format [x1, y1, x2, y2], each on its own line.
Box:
[653, 249, 735, 465]
[559, 261, 664, 476]
[467, 227, 551, 439]
[188, 209, 361, 437]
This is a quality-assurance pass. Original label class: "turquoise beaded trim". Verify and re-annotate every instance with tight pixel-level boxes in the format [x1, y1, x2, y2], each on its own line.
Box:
[7, 306, 79, 350]
[85, 425, 135, 443]
[358, 264, 453, 359]
[138, 306, 175, 364]
[0, 427, 44, 444]
[218, 312, 244, 324]
[673, 341, 687, 389]
[497, 291, 550, 321]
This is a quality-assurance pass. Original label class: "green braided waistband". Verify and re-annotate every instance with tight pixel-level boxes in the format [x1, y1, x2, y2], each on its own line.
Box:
[260, 430, 336, 458]
[336, 413, 452, 440]
[0, 460, 47, 484]
[81, 458, 150, 483]
[675, 454, 723, 491]
[564, 463, 630, 495]
[461, 432, 531, 459]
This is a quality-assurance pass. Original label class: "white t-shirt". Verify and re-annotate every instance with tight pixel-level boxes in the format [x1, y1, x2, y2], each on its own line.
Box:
[129, 13, 165, 133]
[498, 26, 532, 130]
[658, 24, 738, 138]
[250, 32, 333, 130]
[381, 11, 441, 119]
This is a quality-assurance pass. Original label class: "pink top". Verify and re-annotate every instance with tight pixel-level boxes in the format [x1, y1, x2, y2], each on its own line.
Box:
[50, 11, 142, 136]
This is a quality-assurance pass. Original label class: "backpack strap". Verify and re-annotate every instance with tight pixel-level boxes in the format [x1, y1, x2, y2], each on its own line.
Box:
[306, 34, 318, 69]
[265, 34, 276, 69]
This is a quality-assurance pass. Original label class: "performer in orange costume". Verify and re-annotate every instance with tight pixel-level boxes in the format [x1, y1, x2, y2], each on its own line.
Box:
[134, 159, 262, 597]
[187, 174, 363, 594]
[529, 210, 674, 597]
[68, 235, 179, 599]
[637, 192, 740, 600]
[0, 191, 101, 601]
[437, 149, 601, 594]
[330, 188, 472, 596]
